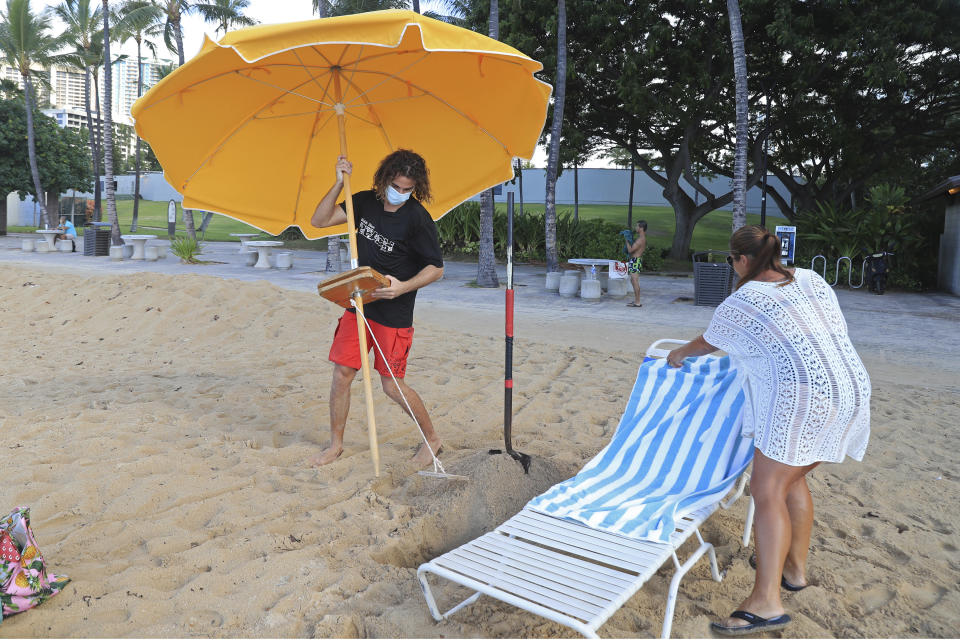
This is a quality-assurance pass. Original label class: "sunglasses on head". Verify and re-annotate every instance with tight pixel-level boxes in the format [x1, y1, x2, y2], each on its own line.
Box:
[726, 254, 736, 265]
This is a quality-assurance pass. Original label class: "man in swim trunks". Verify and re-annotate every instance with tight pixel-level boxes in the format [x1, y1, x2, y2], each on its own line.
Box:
[627, 220, 647, 307]
[309, 150, 444, 468]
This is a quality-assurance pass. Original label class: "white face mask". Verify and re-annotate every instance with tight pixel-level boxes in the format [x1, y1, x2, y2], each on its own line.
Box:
[385, 184, 412, 206]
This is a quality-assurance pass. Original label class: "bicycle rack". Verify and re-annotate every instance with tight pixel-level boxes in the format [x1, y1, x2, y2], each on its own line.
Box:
[811, 255, 867, 288]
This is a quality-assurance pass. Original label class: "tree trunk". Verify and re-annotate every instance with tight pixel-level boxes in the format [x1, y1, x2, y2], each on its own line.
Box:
[23, 75, 50, 229]
[727, 0, 748, 231]
[544, 0, 566, 273]
[102, 0, 121, 246]
[670, 202, 698, 260]
[174, 15, 185, 66]
[412, 0, 420, 13]
[573, 163, 579, 222]
[0, 196, 7, 236]
[476, 189, 499, 286]
[326, 236, 341, 272]
[93, 69, 103, 221]
[475, 0, 500, 287]
[131, 39, 143, 232]
[627, 156, 635, 229]
[84, 66, 102, 222]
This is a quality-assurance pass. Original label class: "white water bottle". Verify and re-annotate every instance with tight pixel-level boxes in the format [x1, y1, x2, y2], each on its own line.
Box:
[590, 265, 597, 279]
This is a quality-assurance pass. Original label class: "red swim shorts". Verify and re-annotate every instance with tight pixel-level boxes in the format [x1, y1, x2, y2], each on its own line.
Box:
[328, 311, 414, 378]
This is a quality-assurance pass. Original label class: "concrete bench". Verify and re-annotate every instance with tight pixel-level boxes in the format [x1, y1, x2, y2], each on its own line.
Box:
[109, 245, 124, 261]
[274, 252, 293, 270]
[21, 238, 35, 252]
[241, 250, 257, 267]
[35, 240, 51, 253]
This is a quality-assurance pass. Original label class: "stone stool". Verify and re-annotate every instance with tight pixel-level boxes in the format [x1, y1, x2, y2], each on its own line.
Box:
[21, 238, 35, 252]
[606, 278, 629, 298]
[545, 271, 562, 291]
[58, 238, 73, 252]
[144, 245, 160, 261]
[558, 270, 580, 297]
[242, 250, 257, 266]
[580, 278, 602, 300]
[109, 245, 124, 261]
[275, 252, 293, 270]
[35, 240, 50, 253]
[122, 244, 134, 259]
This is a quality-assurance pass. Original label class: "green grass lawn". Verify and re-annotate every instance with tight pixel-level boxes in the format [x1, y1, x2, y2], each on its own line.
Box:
[9, 199, 770, 266]
[500, 202, 768, 256]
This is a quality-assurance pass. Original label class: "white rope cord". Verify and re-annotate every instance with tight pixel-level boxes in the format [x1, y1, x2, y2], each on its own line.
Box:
[350, 298, 447, 475]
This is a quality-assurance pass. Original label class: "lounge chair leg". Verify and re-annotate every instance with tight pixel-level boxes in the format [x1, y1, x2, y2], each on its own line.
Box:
[743, 496, 755, 547]
[418, 567, 482, 622]
[417, 569, 445, 621]
[662, 541, 716, 639]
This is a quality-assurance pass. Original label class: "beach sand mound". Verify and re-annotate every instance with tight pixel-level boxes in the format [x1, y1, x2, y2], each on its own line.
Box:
[1, 266, 958, 638]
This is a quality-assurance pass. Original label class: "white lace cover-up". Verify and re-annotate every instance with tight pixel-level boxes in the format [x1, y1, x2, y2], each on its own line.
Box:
[702, 268, 871, 466]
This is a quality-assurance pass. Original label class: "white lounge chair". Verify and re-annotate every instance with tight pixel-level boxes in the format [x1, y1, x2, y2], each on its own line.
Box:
[418, 340, 755, 638]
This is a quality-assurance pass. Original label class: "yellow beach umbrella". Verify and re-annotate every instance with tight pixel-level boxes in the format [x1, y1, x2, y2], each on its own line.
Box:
[131, 9, 551, 240]
[132, 10, 551, 477]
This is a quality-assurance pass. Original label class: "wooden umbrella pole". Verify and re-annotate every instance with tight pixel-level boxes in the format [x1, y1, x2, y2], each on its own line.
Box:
[333, 69, 380, 477]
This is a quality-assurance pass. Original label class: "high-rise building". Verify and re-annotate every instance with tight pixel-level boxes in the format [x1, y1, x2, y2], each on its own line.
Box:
[111, 58, 167, 124]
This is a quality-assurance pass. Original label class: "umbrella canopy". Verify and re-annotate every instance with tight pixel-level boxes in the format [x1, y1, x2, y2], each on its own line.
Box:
[131, 9, 551, 239]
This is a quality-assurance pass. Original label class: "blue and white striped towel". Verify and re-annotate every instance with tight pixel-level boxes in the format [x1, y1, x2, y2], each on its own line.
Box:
[527, 356, 753, 542]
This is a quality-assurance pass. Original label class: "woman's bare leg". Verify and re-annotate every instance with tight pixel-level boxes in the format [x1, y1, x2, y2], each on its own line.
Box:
[717, 450, 817, 628]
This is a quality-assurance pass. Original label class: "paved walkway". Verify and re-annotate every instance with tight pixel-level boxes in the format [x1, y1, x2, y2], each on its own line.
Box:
[2, 232, 957, 388]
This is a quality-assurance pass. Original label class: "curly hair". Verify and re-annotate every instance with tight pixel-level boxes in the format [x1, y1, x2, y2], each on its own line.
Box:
[372, 149, 432, 204]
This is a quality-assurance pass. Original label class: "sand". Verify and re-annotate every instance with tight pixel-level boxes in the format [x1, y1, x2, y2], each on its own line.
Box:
[0, 264, 958, 638]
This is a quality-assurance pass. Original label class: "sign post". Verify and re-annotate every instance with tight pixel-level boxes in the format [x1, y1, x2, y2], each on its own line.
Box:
[167, 200, 177, 239]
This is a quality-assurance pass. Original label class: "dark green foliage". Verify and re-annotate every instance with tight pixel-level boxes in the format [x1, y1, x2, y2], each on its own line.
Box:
[437, 202, 663, 270]
[0, 97, 91, 197]
[795, 183, 937, 289]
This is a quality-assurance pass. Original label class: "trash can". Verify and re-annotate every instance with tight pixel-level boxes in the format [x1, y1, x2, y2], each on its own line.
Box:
[83, 222, 112, 256]
[693, 250, 735, 306]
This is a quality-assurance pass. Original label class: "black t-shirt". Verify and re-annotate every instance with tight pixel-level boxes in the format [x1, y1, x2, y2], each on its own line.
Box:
[338, 190, 443, 328]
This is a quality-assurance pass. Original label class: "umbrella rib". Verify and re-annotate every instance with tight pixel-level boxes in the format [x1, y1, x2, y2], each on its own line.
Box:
[291, 106, 329, 225]
[343, 51, 431, 107]
[238, 71, 333, 107]
[346, 69, 513, 157]
[292, 48, 337, 107]
[182, 73, 323, 190]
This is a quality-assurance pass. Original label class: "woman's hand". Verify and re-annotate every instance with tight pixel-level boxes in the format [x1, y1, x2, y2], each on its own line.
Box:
[666, 347, 687, 368]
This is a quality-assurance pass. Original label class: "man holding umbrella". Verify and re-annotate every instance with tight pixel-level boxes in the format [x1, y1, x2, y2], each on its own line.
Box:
[309, 150, 445, 468]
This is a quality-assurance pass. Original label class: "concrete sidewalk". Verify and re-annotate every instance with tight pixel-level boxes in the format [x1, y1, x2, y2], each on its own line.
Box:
[2, 231, 957, 389]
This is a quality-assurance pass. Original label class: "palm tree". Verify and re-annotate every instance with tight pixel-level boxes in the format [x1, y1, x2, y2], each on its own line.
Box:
[727, 0, 748, 231]
[101, 0, 123, 244]
[311, 0, 406, 272]
[313, 0, 408, 16]
[544, 0, 566, 274]
[54, 0, 104, 221]
[115, 0, 163, 232]
[475, 0, 498, 287]
[194, 0, 254, 37]
[158, 0, 199, 237]
[0, 0, 61, 229]
[193, 0, 255, 234]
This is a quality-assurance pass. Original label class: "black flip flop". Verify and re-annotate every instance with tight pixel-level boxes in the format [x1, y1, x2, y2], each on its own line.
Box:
[749, 554, 808, 591]
[710, 610, 792, 636]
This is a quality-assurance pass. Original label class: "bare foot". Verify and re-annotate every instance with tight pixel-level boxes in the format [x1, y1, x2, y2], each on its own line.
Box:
[412, 439, 443, 467]
[308, 445, 343, 467]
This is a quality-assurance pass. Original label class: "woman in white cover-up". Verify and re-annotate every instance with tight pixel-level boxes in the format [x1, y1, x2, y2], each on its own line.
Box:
[667, 225, 870, 636]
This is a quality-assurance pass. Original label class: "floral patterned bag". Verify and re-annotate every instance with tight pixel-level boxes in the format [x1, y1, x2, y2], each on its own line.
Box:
[1, 507, 70, 621]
